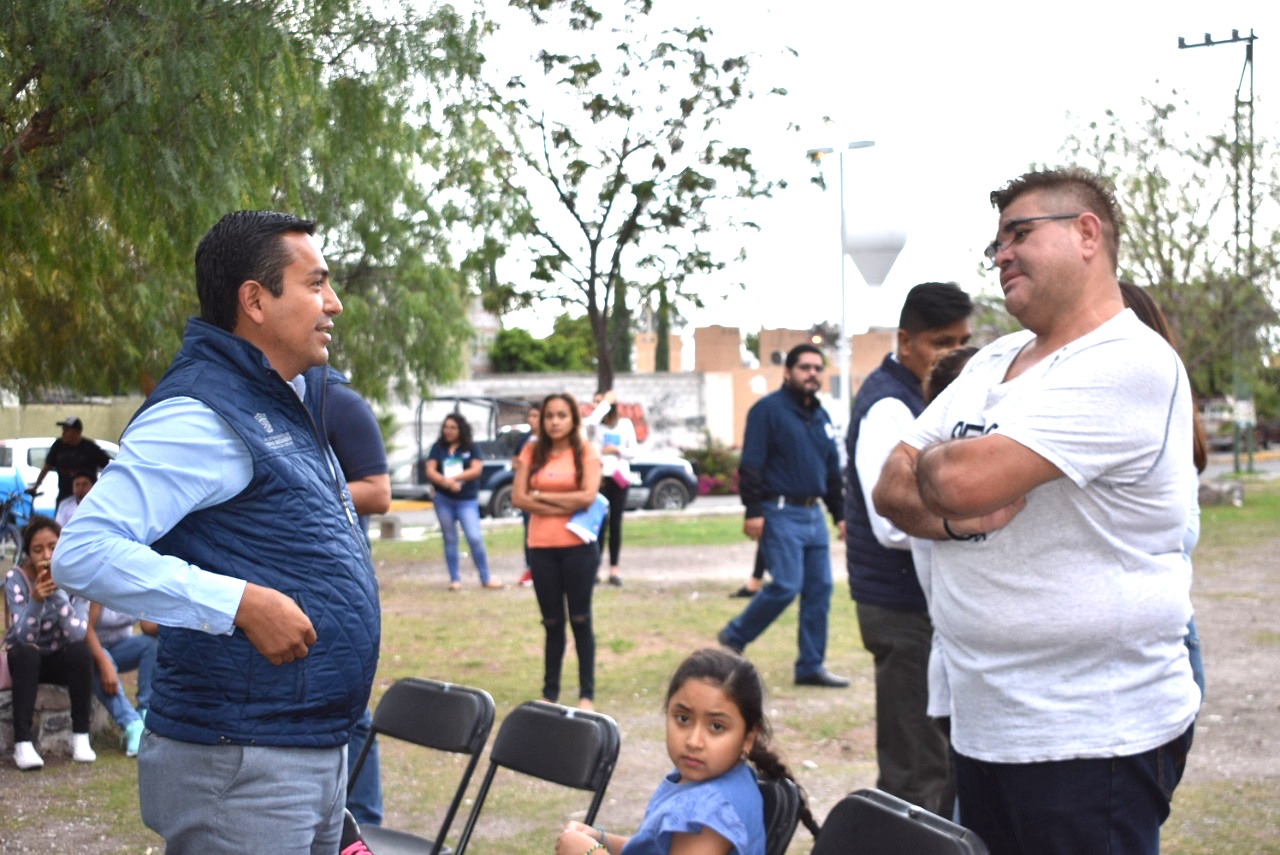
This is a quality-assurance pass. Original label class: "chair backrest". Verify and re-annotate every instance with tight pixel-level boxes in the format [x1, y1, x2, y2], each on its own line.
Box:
[349, 678, 495, 855]
[453, 701, 621, 855]
[811, 789, 989, 855]
[759, 776, 801, 855]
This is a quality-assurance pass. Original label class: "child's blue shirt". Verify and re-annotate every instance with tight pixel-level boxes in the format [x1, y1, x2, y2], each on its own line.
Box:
[621, 761, 764, 855]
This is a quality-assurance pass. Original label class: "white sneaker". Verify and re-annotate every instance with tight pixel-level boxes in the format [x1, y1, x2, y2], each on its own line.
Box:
[13, 741, 44, 770]
[72, 733, 97, 763]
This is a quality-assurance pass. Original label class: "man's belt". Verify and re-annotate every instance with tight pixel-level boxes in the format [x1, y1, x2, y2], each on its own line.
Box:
[762, 494, 820, 508]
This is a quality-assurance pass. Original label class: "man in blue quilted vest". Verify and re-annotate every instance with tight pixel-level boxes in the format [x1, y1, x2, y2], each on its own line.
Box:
[845, 282, 972, 817]
[55, 211, 380, 852]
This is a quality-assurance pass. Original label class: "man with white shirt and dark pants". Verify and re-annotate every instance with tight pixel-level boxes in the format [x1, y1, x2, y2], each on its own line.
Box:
[873, 168, 1197, 854]
[845, 281, 971, 817]
[55, 211, 379, 852]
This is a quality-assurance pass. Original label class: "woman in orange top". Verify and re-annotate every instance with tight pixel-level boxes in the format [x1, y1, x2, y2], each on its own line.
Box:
[513, 393, 602, 709]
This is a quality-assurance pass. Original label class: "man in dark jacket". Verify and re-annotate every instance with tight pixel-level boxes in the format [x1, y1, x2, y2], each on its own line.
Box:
[55, 211, 378, 852]
[718, 343, 847, 687]
[846, 282, 972, 815]
[30, 416, 112, 506]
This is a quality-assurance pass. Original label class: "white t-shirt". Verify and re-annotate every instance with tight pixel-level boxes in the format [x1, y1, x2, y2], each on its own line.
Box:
[585, 402, 638, 482]
[909, 538, 952, 718]
[857, 392, 915, 551]
[903, 309, 1199, 763]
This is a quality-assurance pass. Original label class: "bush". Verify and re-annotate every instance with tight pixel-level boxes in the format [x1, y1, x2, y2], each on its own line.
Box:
[682, 432, 739, 495]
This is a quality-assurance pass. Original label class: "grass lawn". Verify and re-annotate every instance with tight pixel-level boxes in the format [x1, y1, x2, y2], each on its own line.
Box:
[2, 485, 1277, 853]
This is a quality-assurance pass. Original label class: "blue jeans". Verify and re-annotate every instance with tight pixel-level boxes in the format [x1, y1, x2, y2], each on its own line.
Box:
[433, 493, 491, 583]
[139, 733, 346, 853]
[345, 707, 382, 825]
[953, 725, 1194, 855]
[720, 503, 833, 678]
[92, 632, 158, 728]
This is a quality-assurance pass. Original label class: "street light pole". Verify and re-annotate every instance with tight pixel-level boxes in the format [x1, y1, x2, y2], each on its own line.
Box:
[806, 140, 875, 431]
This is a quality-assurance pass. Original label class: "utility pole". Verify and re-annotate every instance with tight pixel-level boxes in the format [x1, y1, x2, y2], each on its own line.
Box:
[1178, 28, 1259, 474]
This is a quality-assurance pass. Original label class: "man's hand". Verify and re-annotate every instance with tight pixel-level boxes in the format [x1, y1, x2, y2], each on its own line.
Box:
[743, 516, 764, 541]
[234, 583, 317, 665]
[836, 520, 846, 541]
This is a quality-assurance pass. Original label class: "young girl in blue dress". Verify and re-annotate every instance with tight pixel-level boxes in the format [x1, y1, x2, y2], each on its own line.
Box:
[555, 648, 819, 855]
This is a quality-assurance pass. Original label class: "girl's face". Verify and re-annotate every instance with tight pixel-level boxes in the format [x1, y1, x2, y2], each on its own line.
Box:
[665, 678, 755, 784]
[527, 407, 541, 432]
[442, 418, 460, 443]
[541, 398, 575, 442]
[27, 527, 58, 569]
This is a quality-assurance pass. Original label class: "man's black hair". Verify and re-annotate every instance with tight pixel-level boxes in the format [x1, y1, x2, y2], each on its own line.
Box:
[195, 211, 317, 332]
[898, 282, 974, 334]
[784, 343, 824, 370]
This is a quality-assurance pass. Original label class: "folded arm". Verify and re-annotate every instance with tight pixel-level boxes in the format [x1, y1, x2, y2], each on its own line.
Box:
[915, 433, 1062, 517]
[873, 441, 1030, 540]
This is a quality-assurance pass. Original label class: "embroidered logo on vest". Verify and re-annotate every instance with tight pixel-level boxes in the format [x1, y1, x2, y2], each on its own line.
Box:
[254, 413, 275, 434]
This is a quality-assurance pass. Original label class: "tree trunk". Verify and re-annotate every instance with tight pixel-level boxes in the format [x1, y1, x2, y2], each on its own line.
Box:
[609, 277, 632, 377]
[655, 287, 671, 372]
[592, 309, 614, 393]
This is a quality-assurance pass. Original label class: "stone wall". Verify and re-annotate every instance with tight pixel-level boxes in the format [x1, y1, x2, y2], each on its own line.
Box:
[0, 686, 114, 756]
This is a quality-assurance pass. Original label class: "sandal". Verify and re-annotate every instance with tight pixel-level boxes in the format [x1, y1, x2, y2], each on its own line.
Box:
[482, 580, 505, 589]
[448, 581, 462, 592]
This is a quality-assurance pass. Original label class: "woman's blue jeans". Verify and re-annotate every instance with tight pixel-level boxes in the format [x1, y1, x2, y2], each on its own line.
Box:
[433, 493, 491, 583]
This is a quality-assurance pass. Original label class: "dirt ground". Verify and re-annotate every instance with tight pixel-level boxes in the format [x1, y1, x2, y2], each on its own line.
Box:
[1, 510, 1276, 851]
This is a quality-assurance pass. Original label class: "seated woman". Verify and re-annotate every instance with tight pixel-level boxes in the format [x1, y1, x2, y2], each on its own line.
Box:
[5, 515, 97, 769]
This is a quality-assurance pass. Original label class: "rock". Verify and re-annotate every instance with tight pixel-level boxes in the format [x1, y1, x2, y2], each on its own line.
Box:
[0, 685, 114, 756]
[1199, 480, 1244, 507]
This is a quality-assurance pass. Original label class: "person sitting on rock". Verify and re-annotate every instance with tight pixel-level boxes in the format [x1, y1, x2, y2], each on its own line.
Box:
[5, 515, 96, 770]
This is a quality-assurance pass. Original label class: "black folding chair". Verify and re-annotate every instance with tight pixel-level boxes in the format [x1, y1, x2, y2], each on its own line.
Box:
[811, 789, 989, 855]
[453, 701, 621, 855]
[759, 776, 801, 855]
[348, 678, 495, 855]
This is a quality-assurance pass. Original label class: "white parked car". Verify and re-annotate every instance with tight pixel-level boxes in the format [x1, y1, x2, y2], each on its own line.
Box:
[0, 436, 120, 518]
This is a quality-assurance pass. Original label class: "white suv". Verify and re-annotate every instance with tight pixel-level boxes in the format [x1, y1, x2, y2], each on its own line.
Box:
[0, 436, 120, 518]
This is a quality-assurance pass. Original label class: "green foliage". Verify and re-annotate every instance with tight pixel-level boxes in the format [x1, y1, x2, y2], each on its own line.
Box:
[478, 0, 792, 390]
[0, 0, 494, 401]
[1061, 96, 1280, 399]
[681, 430, 740, 494]
[489, 313, 596, 372]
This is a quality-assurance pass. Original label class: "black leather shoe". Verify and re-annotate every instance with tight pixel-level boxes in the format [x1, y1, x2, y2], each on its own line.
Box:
[717, 628, 744, 654]
[794, 670, 849, 688]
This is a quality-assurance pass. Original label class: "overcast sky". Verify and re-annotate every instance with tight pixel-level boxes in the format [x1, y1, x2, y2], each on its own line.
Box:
[494, 1, 1277, 355]
[701, 0, 1278, 338]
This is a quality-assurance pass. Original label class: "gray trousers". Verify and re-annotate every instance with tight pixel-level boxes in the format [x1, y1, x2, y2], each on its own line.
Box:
[856, 601, 955, 817]
[139, 732, 346, 853]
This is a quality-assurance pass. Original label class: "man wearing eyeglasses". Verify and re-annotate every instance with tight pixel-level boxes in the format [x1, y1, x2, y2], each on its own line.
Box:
[874, 168, 1198, 854]
[717, 343, 847, 688]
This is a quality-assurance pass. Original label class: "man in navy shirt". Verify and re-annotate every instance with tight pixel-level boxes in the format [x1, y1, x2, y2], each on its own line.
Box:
[324, 380, 391, 827]
[718, 343, 847, 687]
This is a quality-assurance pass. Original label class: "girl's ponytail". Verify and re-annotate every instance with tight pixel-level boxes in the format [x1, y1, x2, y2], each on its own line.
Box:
[748, 741, 820, 837]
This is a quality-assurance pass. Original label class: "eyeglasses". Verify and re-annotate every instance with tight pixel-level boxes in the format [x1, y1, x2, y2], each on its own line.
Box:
[984, 213, 1082, 269]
